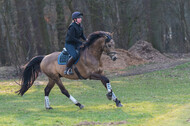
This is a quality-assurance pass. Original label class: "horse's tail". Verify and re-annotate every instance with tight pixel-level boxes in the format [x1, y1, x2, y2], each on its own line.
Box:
[17, 56, 45, 96]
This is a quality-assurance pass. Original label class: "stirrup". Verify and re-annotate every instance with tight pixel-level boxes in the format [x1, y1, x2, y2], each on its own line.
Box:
[64, 68, 73, 75]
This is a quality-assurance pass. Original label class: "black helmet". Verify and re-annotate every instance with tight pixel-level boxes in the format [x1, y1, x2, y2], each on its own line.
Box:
[72, 11, 83, 20]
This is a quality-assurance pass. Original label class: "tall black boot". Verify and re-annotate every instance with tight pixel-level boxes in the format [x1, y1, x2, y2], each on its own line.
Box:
[64, 57, 75, 75]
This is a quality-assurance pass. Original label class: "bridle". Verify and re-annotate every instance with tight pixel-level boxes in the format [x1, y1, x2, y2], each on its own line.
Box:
[105, 34, 112, 43]
[103, 34, 117, 61]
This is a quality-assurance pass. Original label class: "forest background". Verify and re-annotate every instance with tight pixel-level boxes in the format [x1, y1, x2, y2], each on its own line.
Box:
[0, 0, 190, 67]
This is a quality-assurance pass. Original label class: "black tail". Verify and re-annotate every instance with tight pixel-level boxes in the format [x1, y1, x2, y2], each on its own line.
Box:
[17, 56, 44, 96]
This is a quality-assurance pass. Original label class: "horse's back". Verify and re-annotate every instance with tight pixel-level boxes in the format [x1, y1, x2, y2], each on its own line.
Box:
[43, 52, 60, 63]
[40, 52, 64, 76]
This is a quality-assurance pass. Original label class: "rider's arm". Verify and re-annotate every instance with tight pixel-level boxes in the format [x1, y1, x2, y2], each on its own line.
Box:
[81, 31, 86, 41]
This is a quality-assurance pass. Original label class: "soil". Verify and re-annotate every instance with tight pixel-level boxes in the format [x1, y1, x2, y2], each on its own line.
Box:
[111, 58, 190, 77]
[101, 40, 173, 73]
[128, 40, 172, 63]
[75, 120, 127, 126]
[101, 40, 190, 76]
[101, 48, 147, 71]
[0, 66, 18, 80]
[187, 118, 190, 123]
[1, 40, 190, 80]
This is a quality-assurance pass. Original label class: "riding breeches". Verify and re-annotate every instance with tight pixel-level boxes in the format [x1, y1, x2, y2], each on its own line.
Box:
[65, 43, 81, 60]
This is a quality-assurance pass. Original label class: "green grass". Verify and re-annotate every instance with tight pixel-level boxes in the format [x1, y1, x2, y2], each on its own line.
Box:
[0, 63, 190, 126]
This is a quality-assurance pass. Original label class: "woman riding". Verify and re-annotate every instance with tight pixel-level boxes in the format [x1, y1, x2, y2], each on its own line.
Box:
[64, 11, 86, 75]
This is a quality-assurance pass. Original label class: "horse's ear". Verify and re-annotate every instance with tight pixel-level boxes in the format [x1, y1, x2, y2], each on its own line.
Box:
[110, 32, 114, 37]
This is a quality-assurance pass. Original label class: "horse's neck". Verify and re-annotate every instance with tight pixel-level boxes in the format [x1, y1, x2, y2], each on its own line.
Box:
[87, 43, 103, 60]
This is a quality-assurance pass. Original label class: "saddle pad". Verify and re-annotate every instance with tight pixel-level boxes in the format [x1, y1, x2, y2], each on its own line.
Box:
[57, 51, 79, 65]
[58, 51, 69, 65]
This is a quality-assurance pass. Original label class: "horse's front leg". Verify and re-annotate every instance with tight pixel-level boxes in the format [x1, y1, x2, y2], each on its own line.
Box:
[90, 73, 123, 107]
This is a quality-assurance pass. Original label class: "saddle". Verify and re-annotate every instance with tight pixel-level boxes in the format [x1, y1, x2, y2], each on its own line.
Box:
[57, 48, 85, 79]
[57, 48, 79, 65]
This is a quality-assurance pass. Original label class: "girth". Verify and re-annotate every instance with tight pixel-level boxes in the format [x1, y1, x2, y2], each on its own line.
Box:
[73, 65, 86, 80]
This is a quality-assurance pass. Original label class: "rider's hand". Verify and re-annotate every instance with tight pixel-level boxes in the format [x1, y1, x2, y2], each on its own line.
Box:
[80, 44, 85, 48]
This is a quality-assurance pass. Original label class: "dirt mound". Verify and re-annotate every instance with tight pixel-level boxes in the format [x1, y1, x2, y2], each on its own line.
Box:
[0, 66, 18, 79]
[102, 48, 147, 71]
[187, 118, 190, 123]
[129, 40, 171, 63]
[76, 121, 127, 126]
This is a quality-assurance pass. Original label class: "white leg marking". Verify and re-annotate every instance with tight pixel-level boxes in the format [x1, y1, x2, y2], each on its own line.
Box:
[69, 95, 78, 104]
[45, 96, 50, 108]
[106, 83, 112, 92]
[112, 92, 117, 101]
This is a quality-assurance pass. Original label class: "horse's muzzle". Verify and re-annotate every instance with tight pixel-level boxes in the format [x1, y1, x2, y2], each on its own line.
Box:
[108, 52, 117, 61]
[111, 55, 117, 61]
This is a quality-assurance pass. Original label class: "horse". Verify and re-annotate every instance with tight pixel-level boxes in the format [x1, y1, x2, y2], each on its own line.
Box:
[17, 31, 123, 109]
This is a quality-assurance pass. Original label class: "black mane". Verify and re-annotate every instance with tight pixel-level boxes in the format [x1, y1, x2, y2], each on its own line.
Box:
[82, 31, 108, 50]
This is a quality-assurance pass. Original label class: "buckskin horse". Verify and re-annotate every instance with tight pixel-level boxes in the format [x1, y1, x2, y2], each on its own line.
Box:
[17, 31, 123, 109]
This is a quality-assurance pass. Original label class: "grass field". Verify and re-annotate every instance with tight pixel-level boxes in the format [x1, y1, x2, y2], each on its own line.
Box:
[0, 63, 190, 126]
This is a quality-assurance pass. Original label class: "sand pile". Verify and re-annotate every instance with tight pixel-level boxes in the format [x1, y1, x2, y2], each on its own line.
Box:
[102, 40, 172, 71]
[128, 40, 171, 63]
[102, 48, 147, 71]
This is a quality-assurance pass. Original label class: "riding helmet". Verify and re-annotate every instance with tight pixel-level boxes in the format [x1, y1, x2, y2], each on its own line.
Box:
[72, 11, 83, 20]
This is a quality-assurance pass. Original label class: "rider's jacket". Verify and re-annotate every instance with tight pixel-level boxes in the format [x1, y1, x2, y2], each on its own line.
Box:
[65, 22, 86, 47]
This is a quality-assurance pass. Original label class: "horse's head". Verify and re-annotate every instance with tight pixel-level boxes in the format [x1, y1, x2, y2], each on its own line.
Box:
[84, 31, 117, 61]
[102, 32, 117, 61]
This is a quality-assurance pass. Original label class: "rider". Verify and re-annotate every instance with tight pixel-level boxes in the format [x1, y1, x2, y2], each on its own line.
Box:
[64, 11, 86, 75]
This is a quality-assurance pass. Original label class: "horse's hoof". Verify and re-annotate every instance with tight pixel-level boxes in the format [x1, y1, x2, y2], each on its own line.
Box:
[117, 103, 123, 107]
[116, 100, 123, 107]
[46, 107, 53, 110]
[106, 92, 112, 100]
[79, 104, 84, 109]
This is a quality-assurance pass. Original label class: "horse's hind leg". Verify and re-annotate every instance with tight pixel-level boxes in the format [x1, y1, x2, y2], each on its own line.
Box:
[54, 78, 84, 109]
[90, 73, 123, 107]
[44, 78, 55, 109]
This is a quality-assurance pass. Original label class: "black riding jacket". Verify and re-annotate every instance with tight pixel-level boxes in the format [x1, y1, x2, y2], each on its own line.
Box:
[65, 22, 86, 45]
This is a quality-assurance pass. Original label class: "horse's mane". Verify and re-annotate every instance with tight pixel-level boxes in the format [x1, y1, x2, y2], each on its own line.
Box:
[82, 31, 109, 50]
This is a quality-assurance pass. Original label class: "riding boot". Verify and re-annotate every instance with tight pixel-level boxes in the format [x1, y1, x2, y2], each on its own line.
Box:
[64, 57, 75, 75]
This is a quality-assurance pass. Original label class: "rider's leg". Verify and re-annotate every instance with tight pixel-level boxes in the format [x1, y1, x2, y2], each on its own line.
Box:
[64, 43, 78, 75]
[64, 57, 75, 75]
